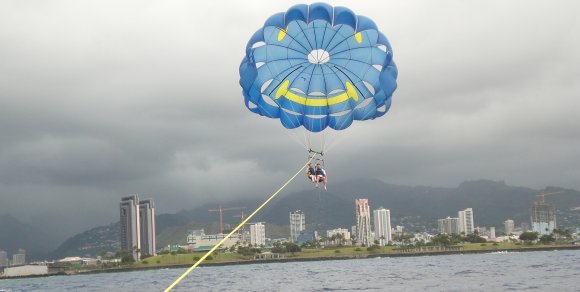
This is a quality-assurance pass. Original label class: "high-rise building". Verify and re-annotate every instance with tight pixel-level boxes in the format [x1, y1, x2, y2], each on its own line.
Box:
[438, 217, 460, 234]
[531, 200, 556, 235]
[373, 207, 392, 246]
[139, 199, 156, 257]
[489, 227, 496, 239]
[458, 208, 475, 234]
[120, 195, 141, 260]
[250, 222, 266, 246]
[521, 222, 530, 232]
[0, 249, 8, 267]
[12, 249, 25, 266]
[289, 210, 305, 242]
[504, 219, 515, 234]
[120, 195, 157, 260]
[355, 198, 372, 246]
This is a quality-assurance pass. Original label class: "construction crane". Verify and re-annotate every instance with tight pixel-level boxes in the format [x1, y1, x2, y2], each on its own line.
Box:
[232, 211, 249, 241]
[233, 210, 247, 223]
[536, 190, 565, 203]
[208, 206, 246, 234]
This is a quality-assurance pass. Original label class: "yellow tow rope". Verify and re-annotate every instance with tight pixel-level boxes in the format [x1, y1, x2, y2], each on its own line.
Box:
[164, 157, 315, 291]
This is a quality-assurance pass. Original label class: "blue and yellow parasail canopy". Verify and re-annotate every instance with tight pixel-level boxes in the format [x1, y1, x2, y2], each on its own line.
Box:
[239, 3, 398, 132]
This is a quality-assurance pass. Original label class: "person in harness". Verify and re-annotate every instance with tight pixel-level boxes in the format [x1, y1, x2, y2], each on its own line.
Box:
[315, 163, 327, 190]
[306, 163, 317, 183]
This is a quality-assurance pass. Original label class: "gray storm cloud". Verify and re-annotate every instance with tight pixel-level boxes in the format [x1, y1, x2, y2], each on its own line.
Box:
[1, 0, 579, 241]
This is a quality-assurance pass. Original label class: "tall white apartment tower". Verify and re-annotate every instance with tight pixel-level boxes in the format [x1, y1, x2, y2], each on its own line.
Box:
[139, 199, 156, 257]
[12, 249, 26, 266]
[373, 207, 392, 246]
[250, 222, 266, 246]
[504, 219, 515, 234]
[0, 249, 8, 267]
[458, 208, 475, 234]
[120, 195, 141, 260]
[355, 198, 372, 246]
[438, 217, 460, 234]
[289, 210, 305, 242]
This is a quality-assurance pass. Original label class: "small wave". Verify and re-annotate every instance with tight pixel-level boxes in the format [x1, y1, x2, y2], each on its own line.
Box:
[454, 269, 477, 276]
[323, 288, 380, 291]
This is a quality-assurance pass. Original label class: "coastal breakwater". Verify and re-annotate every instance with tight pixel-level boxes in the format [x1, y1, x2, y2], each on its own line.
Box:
[2, 244, 579, 280]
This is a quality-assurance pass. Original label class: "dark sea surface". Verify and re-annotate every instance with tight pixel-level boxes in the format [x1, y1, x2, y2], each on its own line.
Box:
[1, 250, 579, 291]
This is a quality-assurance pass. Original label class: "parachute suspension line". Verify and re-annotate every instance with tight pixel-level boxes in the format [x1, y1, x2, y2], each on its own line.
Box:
[319, 128, 348, 155]
[283, 129, 308, 149]
[164, 157, 316, 292]
[322, 131, 326, 154]
[321, 133, 340, 154]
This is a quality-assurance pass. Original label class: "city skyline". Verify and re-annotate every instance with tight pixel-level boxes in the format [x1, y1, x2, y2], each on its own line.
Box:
[2, 187, 575, 264]
[1, 176, 578, 263]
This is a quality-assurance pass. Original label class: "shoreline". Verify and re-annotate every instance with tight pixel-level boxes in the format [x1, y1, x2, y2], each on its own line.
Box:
[2, 245, 579, 280]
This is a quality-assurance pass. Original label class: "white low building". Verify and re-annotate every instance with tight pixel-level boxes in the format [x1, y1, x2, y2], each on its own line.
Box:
[187, 229, 240, 249]
[493, 235, 519, 243]
[58, 257, 99, 266]
[2, 265, 48, 277]
[327, 228, 351, 240]
[413, 232, 434, 243]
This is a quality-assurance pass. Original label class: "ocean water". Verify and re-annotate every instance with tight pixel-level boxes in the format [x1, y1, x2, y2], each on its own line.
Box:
[1, 250, 580, 291]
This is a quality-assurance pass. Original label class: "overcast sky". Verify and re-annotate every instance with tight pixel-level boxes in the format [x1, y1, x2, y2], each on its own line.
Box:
[1, 0, 579, 240]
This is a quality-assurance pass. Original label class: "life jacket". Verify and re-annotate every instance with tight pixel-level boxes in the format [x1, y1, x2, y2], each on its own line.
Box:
[316, 168, 325, 176]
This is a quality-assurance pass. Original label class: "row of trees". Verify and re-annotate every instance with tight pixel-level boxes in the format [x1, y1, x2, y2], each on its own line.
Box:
[518, 229, 573, 244]
[429, 232, 487, 246]
[271, 242, 301, 255]
[235, 242, 302, 256]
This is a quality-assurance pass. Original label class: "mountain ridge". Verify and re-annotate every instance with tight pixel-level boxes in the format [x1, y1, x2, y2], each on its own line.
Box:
[0, 214, 60, 260]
